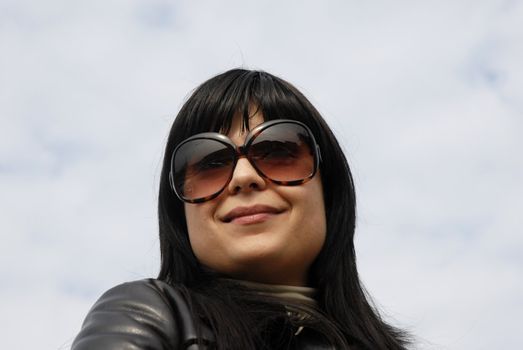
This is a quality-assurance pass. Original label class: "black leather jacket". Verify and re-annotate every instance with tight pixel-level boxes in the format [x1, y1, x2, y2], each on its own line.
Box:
[72, 279, 337, 349]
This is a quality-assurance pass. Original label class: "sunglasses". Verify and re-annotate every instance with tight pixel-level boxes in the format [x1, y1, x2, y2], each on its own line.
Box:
[169, 119, 321, 203]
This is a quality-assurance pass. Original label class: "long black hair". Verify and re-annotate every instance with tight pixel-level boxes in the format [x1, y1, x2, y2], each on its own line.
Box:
[158, 69, 410, 349]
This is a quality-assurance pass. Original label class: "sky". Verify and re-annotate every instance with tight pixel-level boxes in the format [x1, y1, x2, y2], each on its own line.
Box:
[1, 0, 522, 349]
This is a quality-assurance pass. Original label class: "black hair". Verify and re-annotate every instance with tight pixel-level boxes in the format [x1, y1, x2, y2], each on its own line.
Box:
[158, 69, 410, 349]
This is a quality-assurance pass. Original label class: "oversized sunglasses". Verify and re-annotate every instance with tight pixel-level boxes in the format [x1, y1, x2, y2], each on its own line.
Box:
[169, 119, 321, 203]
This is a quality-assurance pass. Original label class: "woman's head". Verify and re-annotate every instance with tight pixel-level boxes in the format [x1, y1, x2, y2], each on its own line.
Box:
[158, 69, 356, 289]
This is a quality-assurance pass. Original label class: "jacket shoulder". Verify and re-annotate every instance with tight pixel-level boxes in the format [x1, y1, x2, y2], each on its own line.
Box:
[72, 279, 184, 350]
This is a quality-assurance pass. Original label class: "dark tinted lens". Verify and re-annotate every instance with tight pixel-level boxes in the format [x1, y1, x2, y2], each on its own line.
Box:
[249, 123, 315, 182]
[173, 139, 234, 200]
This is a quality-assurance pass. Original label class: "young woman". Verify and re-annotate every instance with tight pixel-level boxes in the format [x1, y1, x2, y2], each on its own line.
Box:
[72, 69, 410, 349]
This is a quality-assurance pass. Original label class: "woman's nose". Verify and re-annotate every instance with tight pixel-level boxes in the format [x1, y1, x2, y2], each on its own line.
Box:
[227, 158, 267, 194]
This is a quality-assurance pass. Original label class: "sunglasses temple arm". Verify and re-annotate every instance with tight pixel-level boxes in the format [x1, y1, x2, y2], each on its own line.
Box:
[316, 145, 322, 163]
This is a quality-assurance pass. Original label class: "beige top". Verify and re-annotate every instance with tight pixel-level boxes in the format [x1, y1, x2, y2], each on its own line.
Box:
[235, 280, 317, 307]
[228, 279, 319, 336]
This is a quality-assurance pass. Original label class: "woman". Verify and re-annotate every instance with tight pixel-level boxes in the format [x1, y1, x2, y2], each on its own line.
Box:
[72, 69, 410, 349]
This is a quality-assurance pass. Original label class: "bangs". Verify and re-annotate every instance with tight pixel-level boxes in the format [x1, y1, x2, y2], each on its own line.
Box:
[176, 70, 317, 139]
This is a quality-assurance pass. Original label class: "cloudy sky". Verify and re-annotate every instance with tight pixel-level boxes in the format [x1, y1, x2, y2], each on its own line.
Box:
[1, 0, 522, 349]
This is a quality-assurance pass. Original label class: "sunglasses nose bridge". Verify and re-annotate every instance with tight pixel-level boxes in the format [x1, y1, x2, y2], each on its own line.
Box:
[225, 143, 268, 193]
[232, 144, 255, 171]
[236, 145, 248, 157]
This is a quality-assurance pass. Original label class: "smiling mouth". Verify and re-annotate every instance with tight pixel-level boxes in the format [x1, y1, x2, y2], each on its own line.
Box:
[222, 205, 284, 224]
[229, 212, 279, 225]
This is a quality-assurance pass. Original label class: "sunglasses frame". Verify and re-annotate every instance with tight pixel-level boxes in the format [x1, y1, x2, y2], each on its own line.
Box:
[169, 119, 322, 204]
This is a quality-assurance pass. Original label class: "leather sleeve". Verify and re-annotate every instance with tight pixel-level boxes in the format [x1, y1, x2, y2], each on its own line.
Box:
[71, 279, 182, 350]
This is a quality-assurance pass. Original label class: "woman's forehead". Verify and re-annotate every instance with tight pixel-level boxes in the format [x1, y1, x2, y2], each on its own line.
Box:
[218, 103, 264, 134]
[226, 110, 265, 144]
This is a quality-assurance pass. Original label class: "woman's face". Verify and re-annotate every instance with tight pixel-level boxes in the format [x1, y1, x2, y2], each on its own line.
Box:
[184, 109, 327, 286]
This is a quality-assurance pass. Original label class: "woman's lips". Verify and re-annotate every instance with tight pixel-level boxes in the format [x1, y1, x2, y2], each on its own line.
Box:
[222, 205, 283, 224]
[229, 212, 276, 225]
